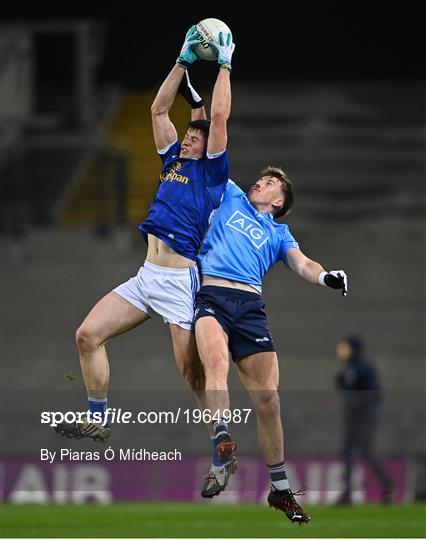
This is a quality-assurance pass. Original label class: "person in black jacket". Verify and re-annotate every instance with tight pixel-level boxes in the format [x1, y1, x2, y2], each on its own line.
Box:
[335, 336, 394, 504]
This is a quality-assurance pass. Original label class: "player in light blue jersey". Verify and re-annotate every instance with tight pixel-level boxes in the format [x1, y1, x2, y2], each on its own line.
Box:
[195, 166, 348, 522]
[53, 26, 235, 444]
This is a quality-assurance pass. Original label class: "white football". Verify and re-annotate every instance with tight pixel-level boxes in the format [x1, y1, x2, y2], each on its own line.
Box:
[194, 18, 232, 61]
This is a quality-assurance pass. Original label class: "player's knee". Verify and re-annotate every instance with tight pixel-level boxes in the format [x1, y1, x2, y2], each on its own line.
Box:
[181, 366, 205, 392]
[255, 391, 281, 419]
[75, 324, 100, 353]
[185, 373, 205, 392]
[175, 352, 205, 391]
[203, 351, 228, 378]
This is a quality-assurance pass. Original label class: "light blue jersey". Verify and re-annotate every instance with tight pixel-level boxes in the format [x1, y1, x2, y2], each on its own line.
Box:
[198, 181, 299, 291]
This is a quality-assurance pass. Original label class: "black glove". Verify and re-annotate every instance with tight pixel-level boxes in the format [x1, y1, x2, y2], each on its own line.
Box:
[178, 70, 204, 109]
[319, 270, 348, 297]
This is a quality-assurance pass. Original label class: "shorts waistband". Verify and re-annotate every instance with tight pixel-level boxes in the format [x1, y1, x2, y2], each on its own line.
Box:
[198, 285, 261, 299]
[143, 260, 198, 275]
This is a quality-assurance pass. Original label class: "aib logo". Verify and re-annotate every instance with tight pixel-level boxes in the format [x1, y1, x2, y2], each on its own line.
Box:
[226, 211, 269, 249]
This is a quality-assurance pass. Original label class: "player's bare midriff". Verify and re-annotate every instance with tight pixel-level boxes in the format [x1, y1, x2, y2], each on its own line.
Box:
[146, 234, 196, 268]
[202, 275, 259, 294]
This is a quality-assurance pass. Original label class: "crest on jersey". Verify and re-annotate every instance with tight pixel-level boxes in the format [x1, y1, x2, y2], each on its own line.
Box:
[160, 160, 189, 184]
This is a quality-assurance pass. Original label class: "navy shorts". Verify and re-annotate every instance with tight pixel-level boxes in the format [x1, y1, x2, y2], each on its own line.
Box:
[194, 286, 276, 361]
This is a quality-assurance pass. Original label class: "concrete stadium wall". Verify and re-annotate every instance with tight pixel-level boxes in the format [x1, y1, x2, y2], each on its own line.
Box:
[1, 219, 424, 459]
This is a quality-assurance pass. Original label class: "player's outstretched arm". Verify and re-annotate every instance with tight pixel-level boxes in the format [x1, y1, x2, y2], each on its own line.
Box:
[151, 65, 181, 150]
[207, 32, 235, 156]
[151, 26, 200, 150]
[286, 248, 348, 296]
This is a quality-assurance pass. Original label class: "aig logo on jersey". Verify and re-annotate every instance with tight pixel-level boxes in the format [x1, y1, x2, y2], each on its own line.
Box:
[226, 211, 269, 249]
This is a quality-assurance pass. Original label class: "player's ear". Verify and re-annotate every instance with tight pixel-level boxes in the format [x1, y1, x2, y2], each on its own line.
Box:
[272, 197, 284, 211]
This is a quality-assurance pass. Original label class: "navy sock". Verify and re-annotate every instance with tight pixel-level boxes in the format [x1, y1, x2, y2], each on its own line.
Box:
[88, 397, 107, 424]
[268, 461, 290, 491]
[212, 418, 229, 438]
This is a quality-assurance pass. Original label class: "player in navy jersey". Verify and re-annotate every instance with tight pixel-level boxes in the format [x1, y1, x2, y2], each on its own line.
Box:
[195, 167, 348, 522]
[53, 26, 235, 443]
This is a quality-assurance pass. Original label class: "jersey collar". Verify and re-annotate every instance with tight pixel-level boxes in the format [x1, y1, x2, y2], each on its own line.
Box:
[249, 200, 275, 221]
[255, 209, 274, 221]
[180, 156, 199, 161]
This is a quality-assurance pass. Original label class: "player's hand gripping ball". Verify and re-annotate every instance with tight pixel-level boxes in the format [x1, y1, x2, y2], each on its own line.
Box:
[177, 25, 202, 66]
[194, 18, 233, 62]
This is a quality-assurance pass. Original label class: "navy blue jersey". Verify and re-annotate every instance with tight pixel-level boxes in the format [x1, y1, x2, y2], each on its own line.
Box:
[139, 140, 229, 261]
[336, 356, 382, 415]
[336, 357, 381, 393]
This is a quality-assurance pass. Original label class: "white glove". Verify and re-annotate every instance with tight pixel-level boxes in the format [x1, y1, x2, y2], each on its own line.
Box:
[177, 25, 200, 67]
[211, 32, 235, 67]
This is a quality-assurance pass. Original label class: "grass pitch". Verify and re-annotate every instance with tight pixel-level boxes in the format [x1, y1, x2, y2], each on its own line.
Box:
[1, 502, 425, 538]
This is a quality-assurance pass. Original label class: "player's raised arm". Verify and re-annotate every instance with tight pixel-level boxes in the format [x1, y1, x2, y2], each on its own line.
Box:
[151, 26, 200, 150]
[286, 248, 349, 296]
[207, 32, 235, 156]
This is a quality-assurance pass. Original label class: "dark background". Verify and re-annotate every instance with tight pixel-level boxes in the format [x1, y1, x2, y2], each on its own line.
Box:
[2, 11, 425, 86]
[1, 9, 425, 517]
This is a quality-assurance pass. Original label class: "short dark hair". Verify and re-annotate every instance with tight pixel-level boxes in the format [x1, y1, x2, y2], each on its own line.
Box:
[343, 335, 364, 356]
[187, 119, 211, 139]
[260, 166, 295, 218]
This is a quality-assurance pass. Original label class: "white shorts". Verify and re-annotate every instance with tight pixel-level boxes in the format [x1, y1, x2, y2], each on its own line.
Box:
[113, 261, 200, 331]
